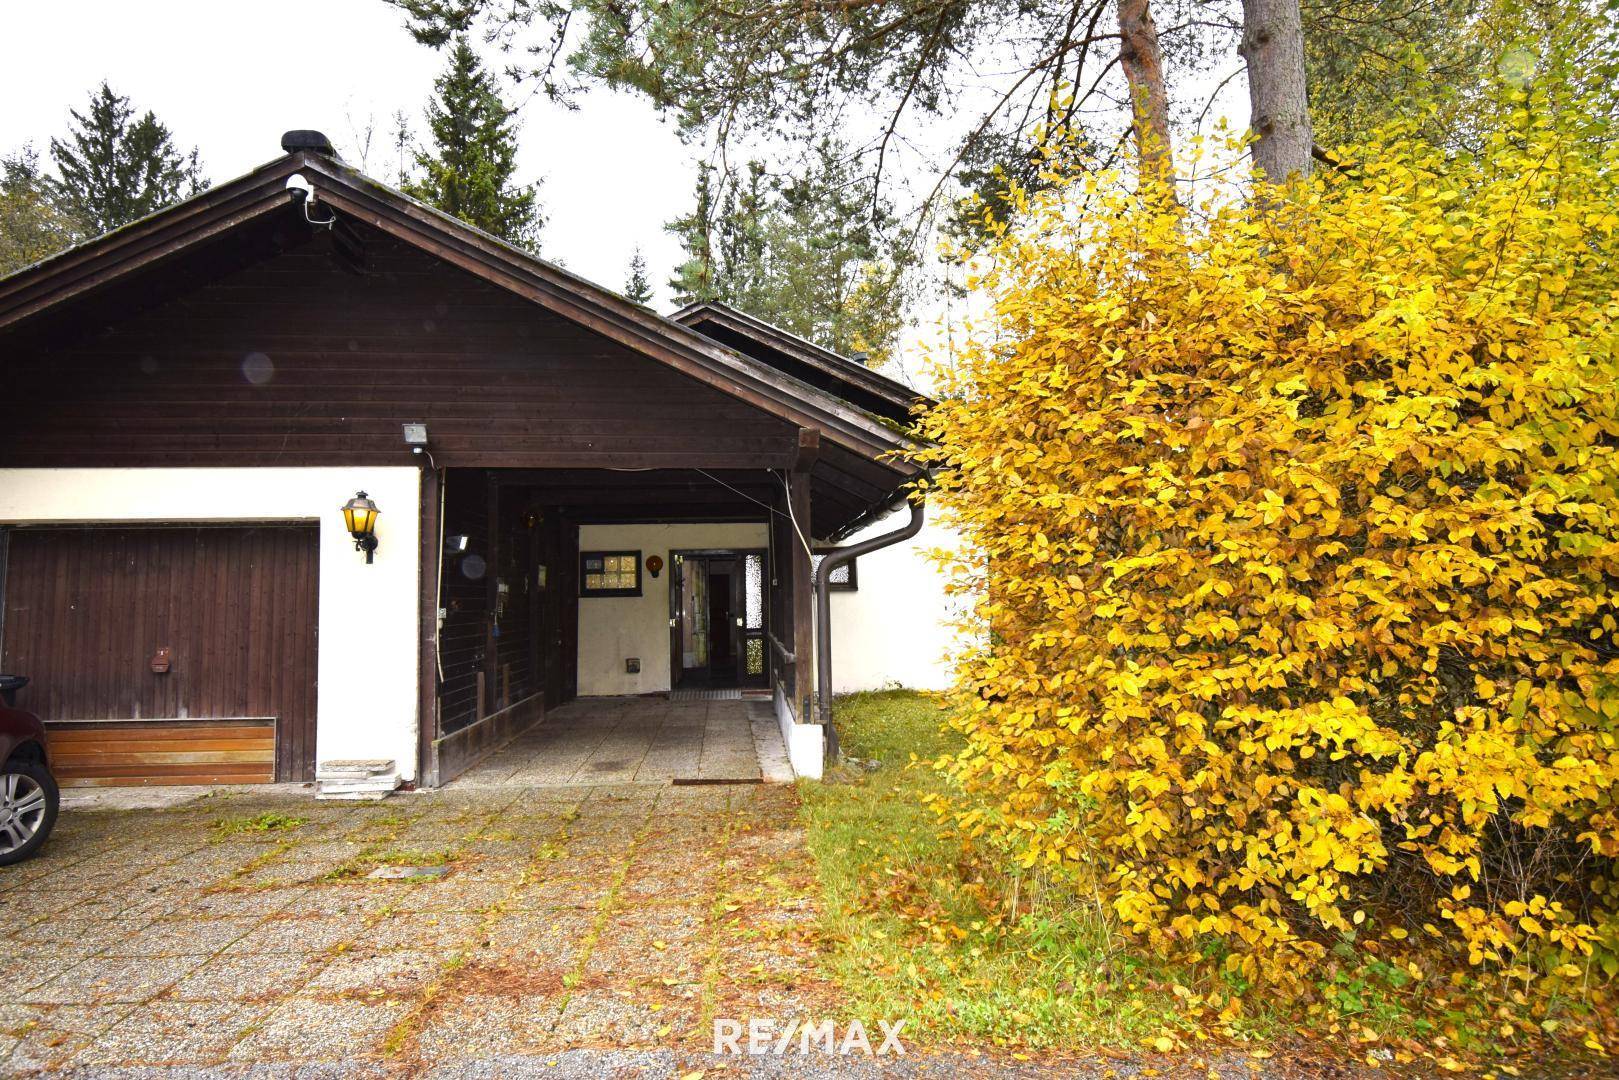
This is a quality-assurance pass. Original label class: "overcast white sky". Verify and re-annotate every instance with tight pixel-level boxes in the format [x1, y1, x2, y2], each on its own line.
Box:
[2, 0, 1250, 384]
[0, 0, 699, 307]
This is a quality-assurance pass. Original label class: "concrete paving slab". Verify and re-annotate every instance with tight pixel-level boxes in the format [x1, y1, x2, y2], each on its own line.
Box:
[230, 918, 358, 956]
[23, 954, 207, 1006]
[167, 955, 327, 1003]
[447, 697, 786, 787]
[70, 1001, 258, 1067]
[227, 997, 410, 1061]
[302, 950, 445, 996]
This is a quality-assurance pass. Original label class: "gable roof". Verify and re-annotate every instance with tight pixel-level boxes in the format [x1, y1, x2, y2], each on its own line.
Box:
[0, 148, 921, 487]
[673, 300, 932, 426]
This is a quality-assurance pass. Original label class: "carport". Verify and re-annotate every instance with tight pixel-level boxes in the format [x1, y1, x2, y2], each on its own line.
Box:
[444, 695, 790, 787]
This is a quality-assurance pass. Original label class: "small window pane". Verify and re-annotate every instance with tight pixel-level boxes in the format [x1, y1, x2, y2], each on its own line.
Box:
[745, 554, 764, 629]
[812, 553, 857, 591]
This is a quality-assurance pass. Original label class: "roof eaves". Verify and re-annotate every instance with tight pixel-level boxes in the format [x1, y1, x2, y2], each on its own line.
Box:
[0, 152, 314, 329]
[0, 148, 923, 479]
[671, 300, 932, 409]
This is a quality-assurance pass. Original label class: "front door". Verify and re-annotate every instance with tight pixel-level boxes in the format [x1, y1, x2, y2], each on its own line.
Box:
[670, 550, 768, 689]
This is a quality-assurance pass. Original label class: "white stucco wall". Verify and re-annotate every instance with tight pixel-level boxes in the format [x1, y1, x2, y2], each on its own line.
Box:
[825, 513, 965, 693]
[576, 522, 770, 696]
[0, 467, 423, 781]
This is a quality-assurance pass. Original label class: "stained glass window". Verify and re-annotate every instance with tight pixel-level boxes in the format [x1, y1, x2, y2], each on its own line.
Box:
[579, 550, 642, 597]
[745, 553, 765, 629]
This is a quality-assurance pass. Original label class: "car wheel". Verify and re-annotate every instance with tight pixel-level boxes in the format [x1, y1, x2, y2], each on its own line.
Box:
[0, 760, 59, 866]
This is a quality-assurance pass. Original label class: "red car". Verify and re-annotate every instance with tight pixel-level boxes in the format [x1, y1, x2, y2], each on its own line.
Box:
[0, 675, 58, 866]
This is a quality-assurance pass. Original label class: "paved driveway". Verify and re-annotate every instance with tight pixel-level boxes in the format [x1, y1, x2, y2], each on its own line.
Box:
[449, 697, 791, 787]
[0, 780, 834, 1076]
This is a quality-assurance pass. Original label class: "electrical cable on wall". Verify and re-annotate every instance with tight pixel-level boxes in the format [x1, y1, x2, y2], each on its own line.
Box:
[685, 467, 815, 563]
[773, 470, 815, 564]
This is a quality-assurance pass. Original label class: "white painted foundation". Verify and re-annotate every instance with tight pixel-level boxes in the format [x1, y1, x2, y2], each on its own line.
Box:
[773, 681, 825, 780]
[0, 467, 423, 781]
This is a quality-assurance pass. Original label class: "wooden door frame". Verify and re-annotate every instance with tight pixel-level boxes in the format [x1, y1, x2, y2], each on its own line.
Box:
[668, 547, 769, 689]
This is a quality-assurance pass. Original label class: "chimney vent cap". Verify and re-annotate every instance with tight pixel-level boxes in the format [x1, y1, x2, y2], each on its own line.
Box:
[281, 129, 336, 155]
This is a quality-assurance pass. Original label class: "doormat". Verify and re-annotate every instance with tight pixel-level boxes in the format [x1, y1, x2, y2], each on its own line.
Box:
[668, 688, 743, 701]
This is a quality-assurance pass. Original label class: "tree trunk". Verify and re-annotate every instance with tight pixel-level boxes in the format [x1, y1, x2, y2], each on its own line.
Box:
[1116, 0, 1175, 178]
[1239, 0, 1314, 182]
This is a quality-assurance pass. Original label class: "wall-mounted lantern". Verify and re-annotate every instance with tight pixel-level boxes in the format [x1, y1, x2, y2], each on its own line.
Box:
[645, 554, 664, 579]
[341, 491, 381, 564]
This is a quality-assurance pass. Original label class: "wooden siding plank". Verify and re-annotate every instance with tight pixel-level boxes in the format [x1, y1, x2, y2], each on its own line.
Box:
[0, 230, 805, 475]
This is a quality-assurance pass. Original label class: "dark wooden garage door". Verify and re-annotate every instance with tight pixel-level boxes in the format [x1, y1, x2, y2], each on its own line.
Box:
[0, 526, 319, 784]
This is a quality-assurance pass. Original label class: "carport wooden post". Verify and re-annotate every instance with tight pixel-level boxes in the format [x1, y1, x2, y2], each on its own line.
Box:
[417, 464, 443, 788]
[788, 429, 818, 722]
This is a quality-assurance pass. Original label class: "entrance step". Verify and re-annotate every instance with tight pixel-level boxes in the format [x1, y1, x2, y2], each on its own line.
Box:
[316, 758, 401, 800]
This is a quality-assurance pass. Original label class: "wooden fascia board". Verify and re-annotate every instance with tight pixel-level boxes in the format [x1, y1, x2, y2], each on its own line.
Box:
[676, 302, 929, 410]
[0, 178, 289, 330]
[812, 467, 887, 505]
[299, 159, 921, 471]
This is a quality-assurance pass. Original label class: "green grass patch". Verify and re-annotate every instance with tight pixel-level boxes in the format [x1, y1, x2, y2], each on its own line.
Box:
[211, 811, 307, 837]
[800, 690, 1283, 1052]
[798, 691, 1619, 1071]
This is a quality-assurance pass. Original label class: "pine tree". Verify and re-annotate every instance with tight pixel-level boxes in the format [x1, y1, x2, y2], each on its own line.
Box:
[404, 38, 543, 249]
[666, 142, 912, 366]
[624, 247, 654, 305]
[0, 145, 86, 275]
[668, 162, 780, 311]
[47, 82, 204, 236]
[665, 164, 721, 304]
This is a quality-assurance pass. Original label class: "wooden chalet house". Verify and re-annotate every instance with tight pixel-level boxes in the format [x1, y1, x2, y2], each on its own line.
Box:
[0, 130, 930, 790]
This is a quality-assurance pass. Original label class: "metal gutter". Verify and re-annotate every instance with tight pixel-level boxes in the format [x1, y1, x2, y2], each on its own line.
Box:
[812, 494, 926, 759]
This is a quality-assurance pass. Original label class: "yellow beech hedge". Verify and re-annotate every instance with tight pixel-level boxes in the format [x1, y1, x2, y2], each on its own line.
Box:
[919, 95, 1619, 991]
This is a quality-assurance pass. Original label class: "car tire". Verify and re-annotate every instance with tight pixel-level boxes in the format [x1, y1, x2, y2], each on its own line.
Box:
[0, 759, 59, 866]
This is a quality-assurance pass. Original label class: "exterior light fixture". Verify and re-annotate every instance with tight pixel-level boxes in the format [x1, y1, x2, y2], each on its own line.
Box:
[341, 491, 381, 564]
[403, 423, 438, 470]
[645, 554, 664, 579]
